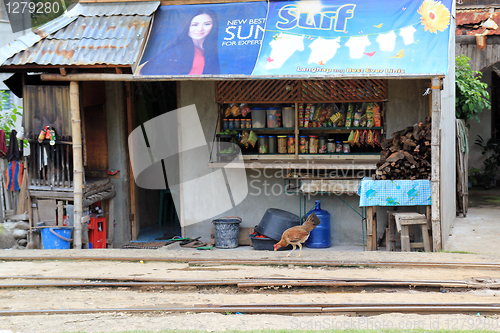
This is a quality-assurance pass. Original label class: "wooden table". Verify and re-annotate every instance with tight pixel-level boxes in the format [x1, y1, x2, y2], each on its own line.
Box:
[358, 178, 432, 251]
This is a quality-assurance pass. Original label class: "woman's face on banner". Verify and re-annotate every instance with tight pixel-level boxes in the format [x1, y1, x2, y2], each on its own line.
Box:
[188, 13, 214, 41]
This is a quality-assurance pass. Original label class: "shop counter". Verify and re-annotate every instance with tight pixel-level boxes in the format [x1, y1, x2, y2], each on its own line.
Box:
[358, 178, 432, 251]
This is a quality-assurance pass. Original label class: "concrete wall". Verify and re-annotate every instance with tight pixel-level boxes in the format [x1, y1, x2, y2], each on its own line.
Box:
[440, 17, 457, 248]
[105, 82, 131, 246]
[178, 79, 430, 246]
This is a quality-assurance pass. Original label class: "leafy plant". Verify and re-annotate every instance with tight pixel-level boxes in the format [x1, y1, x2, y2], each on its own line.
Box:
[474, 135, 500, 188]
[0, 91, 23, 147]
[455, 55, 491, 122]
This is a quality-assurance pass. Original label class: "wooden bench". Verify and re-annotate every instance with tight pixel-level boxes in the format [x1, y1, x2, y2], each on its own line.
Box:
[387, 212, 431, 252]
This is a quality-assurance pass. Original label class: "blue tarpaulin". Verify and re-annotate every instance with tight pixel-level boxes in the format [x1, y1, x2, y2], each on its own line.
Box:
[135, 0, 453, 77]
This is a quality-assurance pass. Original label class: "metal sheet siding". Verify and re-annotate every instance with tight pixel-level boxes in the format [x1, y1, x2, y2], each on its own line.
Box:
[22, 85, 72, 137]
[50, 16, 150, 40]
[0, 2, 158, 66]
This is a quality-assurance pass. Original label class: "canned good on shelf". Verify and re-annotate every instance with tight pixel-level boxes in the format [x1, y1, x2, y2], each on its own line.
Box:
[343, 142, 351, 153]
[277, 135, 287, 154]
[287, 135, 295, 154]
[309, 135, 318, 154]
[228, 119, 234, 129]
[258, 136, 268, 154]
[223, 119, 229, 129]
[299, 136, 308, 154]
[268, 135, 277, 154]
[234, 119, 240, 129]
[335, 141, 343, 153]
[319, 136, 327, 154]
[327, 139, 335, 153]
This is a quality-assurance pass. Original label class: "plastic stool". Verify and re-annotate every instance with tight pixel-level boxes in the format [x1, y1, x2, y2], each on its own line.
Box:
[387, 212, 431, 252]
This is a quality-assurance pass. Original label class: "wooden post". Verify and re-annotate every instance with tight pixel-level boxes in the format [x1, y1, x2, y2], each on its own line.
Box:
[294, 103, 299, 160]
[431, 76, 442, 251]
[366, 206, 377, 251]
[126, 82, 138, 240]
[70, 81, 84, 249]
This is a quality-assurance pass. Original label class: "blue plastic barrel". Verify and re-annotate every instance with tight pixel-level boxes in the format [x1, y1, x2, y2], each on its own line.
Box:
[41, 227, 73, 249]
[305, 200, 331, 248]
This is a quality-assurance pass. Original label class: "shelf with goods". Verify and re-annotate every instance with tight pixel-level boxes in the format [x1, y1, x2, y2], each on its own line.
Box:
[212, 79, 388, 170]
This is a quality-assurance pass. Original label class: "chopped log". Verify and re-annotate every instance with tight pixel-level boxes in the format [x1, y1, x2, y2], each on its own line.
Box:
[387, 151, 405, 162]
[403, 151, 416, 164]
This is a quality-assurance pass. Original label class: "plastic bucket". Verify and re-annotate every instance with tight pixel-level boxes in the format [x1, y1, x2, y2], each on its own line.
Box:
[255, 208, 300, 241]
[212, 217, 241, 248]
[251, 108, 266, 128]
[282, 107, 295, 128]
[41, 227, 72, 249]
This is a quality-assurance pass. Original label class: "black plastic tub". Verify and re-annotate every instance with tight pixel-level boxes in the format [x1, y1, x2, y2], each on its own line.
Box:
[249, 234, 292, 251]
[255, 208, 300, 241]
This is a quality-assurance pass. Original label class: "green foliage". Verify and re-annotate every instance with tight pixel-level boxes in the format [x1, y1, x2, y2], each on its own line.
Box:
[474, 135, 500, 188]
[0, 91, 23, 147]
[31, 0, 74, 30]
[455, 55, 491, 122]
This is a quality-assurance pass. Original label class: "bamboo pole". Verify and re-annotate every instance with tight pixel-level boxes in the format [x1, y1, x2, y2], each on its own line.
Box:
[430, 76, 442, 251]
[70, 81, 84, 249]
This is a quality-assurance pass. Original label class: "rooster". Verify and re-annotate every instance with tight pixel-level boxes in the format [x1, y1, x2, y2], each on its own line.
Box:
[273, 213, 321, 257]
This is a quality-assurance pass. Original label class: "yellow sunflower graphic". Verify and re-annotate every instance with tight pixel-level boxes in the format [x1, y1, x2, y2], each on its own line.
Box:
[418, 0, 451, 33]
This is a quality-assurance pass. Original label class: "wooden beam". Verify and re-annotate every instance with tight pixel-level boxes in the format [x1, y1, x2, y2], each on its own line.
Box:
[430, 76, 442, 252]
[59, 68, 67, 76]
[70, 81, 84, 250]
[366, 206, 377, 251]
[125, 82, 138, 240]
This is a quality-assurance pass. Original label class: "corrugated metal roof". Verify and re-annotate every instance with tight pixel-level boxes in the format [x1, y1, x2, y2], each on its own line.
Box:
[66, 1, 160, 17]
[0, 1, 159, 66]
[456, 9, 500, 35]
[49, 16, 150, 40]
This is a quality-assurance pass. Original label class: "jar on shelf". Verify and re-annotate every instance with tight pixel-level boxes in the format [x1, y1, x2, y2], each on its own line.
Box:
[343, 142, 351, 153]
[223, 119, 229, 129]
[240, 119, 246, 129]
[335, 141, 343, 153]
[327, 139, 335, 153]
[287, 135, 295, 154]
[318, 136, 327, 154]
[309, 135, 318, 154]
[299, 136, 308, 154]
[268, 135, 276, 154]
[229, 119, 234, 129]
[258, 136, 268, 154]
[266, 107, 281, 128]
[277, 135, 287, 154]
[234, 119, 240, 129]
[246, 119, 252, 128]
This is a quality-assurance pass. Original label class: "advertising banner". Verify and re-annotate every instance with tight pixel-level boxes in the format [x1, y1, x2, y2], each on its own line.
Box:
[135, 2, 268, 76]
[252, 0, 453, 76]
[135, 0, 453, 77]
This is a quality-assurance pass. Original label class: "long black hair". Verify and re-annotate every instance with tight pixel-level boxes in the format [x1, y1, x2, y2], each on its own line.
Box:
[141, 8, 220, 75]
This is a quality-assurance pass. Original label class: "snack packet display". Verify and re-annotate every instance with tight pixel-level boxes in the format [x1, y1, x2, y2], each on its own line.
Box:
[347, 130, 355, 144]
[230, 104, 241, 117]
[241, 104, 250, 117]
[345, 103, 354, 127]
[304, 104, 312, 128]
[298, 104, 304, 127]
[239, 131, 249, 148]
[248, 131, 258, 148]
[366, 103, 374, 127]
[224, 104, 232, 118]
[373, 103, 382, 127]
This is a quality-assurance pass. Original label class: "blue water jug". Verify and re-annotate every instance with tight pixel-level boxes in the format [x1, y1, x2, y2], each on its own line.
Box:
[305, 200, 331, 248]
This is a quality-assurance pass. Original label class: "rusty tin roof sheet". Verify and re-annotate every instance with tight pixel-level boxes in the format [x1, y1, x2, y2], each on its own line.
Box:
[0, 1, 159, 66]
[456, 8, 500, 35]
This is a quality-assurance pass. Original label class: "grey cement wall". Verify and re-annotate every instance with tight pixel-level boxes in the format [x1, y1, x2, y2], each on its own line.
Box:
[178, 79, 431, 246]
[105, 82, 131, 247]
[440, 20, 457, 247]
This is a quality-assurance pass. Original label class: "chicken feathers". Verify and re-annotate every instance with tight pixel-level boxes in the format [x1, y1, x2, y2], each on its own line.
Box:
[273, 213, 321, 256]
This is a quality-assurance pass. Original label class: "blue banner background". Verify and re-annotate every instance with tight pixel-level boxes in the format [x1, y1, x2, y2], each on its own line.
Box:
[137, 2, 267, 76]
[252, 0, 453, 76]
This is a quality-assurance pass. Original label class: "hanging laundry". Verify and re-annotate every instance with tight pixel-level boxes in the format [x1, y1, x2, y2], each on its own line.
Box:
[345, 36, 371, 59]
[5, 160, 23, 191]
[6, 130, 21, 162]
[376, 31, 397, 51]
[400, 26, 417, 45]
[266, 33, 304, 69]
[308, 37, 341, 65]
[0, 130, 6, 158]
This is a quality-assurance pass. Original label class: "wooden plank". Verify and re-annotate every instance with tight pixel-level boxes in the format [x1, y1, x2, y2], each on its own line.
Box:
[57, 201, 63, 226]
[430, 76, 441, 252]
[126, 82, 138, 241]
[366, 206, 376, 251]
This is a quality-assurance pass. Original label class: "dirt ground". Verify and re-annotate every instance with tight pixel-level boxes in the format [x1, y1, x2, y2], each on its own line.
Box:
[1, 246, 500, 332]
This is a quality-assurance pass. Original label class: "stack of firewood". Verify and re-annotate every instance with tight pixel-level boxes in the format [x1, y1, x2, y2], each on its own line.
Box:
[375, 117, 432, 180]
